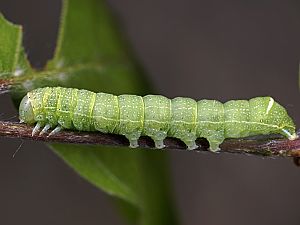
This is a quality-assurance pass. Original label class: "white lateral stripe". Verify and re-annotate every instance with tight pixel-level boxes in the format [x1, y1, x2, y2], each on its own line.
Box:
[266, 97, 274, 114]
[54, 110, 293, 130]
[282, 129, 291, 136]
[281, 129, 298, 140]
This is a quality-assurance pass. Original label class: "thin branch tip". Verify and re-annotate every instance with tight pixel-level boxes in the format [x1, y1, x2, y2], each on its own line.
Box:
[0, 79, 12, 94]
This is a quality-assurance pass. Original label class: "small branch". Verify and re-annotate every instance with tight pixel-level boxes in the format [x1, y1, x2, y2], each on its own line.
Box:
[0, 79, 13, 94]
[0, 121, 300, 159]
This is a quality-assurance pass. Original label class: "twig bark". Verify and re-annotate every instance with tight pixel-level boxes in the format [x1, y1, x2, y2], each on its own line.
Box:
[0, 121, 300, 158]
[0, 79, 13, 94]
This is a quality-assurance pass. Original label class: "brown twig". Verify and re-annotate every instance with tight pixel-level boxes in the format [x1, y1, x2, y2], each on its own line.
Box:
[0, 121, 300, 158]
[0, 79, 13, 94]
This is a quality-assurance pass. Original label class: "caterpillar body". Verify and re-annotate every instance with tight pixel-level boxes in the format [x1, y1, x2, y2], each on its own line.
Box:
[19, 87, 297, 151]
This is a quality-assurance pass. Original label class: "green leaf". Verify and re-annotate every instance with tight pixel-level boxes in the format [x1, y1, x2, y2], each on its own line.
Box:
[0, 13, 22, 77]
[51, 145, 177, 225]
[51, 145, 140, 206]
[1, 1, 178, 225]
[46, 0, 148, 95]
[48, 0, 132, 66]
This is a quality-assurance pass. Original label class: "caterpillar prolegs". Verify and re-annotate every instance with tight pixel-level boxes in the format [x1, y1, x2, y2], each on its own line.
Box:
[19, 87, 297, 151]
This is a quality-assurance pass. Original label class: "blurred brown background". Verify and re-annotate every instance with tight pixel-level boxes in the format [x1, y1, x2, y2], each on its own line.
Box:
[1, 0, 300, 225]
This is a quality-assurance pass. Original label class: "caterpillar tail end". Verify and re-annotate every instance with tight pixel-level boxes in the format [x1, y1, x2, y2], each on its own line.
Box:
[282, 129, 298, 140]
[288, 132, 298, 141]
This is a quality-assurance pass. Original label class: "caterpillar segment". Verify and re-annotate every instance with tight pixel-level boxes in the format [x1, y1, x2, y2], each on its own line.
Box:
[19, 87, 297, 151]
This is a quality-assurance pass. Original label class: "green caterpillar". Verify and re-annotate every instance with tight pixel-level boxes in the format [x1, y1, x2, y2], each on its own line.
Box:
[19, 87, 297, 151]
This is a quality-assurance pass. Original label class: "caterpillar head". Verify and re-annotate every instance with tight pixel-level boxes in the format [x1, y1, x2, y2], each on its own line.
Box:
[19, 95, 35, 124]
